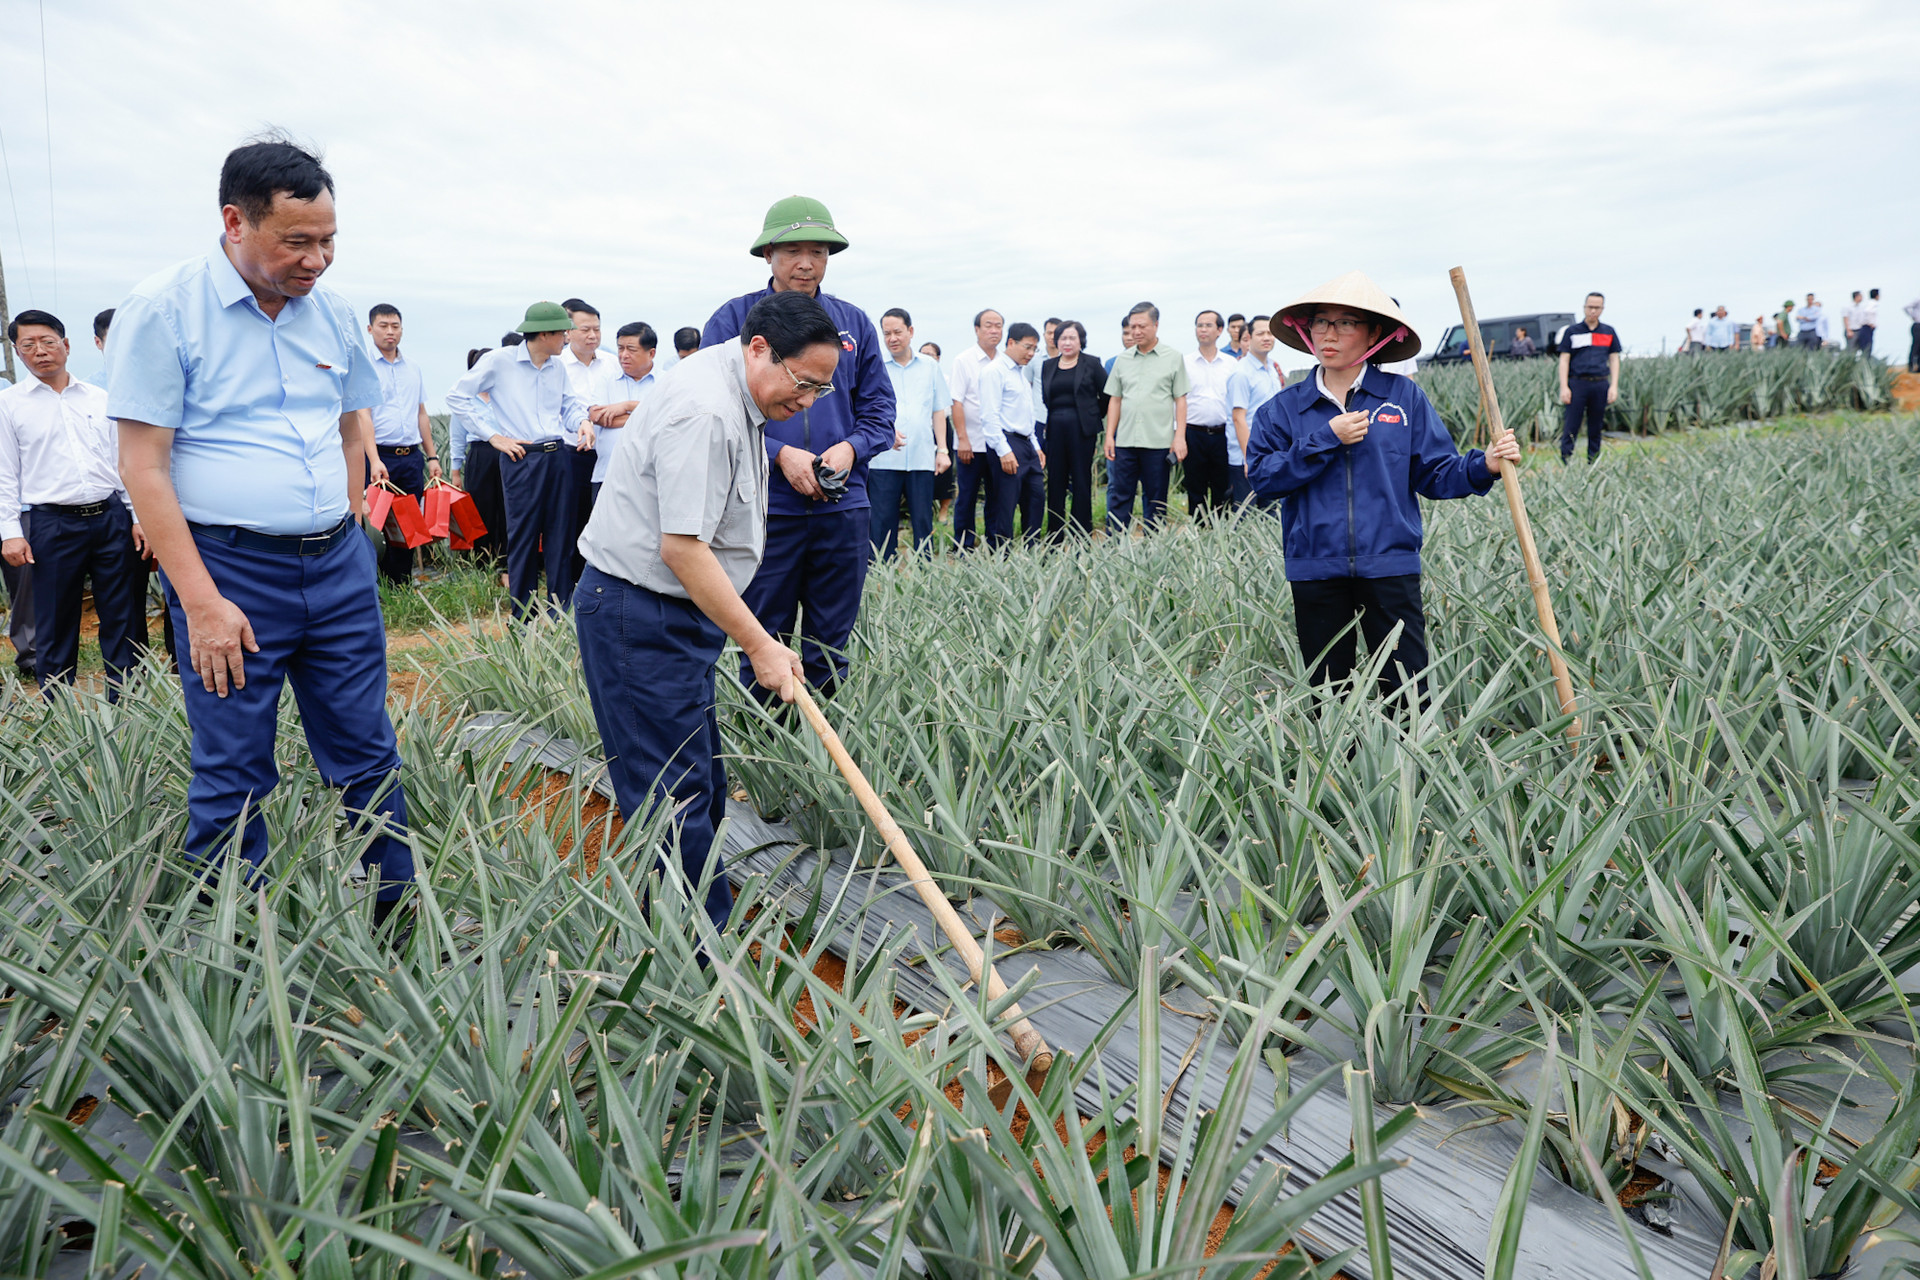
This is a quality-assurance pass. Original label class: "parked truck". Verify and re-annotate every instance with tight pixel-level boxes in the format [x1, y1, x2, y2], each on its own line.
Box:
[1421, 312, 1574, 366]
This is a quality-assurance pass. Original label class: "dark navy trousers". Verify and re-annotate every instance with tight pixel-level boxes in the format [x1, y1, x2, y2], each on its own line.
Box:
[1561, 379, 1607, 461]
[370, 446, 426, 586]
[740, 508, 869, 698]
[867, 468, 934, 560]
[1107, 446, 1171, 533]
[952, 452, 991, 550]
[499, 443, 577, 617]
[574, 566, 734, 930]
[984, 434, 1044, 549]
[30, 503, 146, 699]
[162, 524, 413, 900]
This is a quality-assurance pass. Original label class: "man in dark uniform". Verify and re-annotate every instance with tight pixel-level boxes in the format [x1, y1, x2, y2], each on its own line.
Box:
[1554, 292, 1621, 464]
[701, 196, 895, 698]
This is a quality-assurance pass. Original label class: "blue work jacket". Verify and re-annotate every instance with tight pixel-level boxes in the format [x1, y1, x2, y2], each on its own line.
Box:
[702, 283, 896, 516]
[1246, 366, 1496, 582]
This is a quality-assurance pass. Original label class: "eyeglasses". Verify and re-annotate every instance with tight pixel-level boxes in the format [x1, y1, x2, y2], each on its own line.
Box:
[775, 357, 834, 397]
[1308, 317, 1368, 335]
[12, 338, 63, 353]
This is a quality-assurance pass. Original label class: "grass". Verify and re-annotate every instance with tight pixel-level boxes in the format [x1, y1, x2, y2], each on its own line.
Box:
[4, 408, 1920, 1278]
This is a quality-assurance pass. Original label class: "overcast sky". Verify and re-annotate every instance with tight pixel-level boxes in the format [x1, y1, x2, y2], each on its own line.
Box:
[2, 0, 1916, 404]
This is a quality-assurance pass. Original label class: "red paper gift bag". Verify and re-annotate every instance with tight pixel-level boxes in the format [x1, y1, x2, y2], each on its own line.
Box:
[364, 482, 396, 531]
[422, 484, 454, 538]
[387, 491, 435, 549]
[446, 488, 488, 550]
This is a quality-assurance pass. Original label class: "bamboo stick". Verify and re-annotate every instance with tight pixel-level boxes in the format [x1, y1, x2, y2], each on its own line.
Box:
[789, 681, 1055, 1072]
[1447, 268, 1582, 737]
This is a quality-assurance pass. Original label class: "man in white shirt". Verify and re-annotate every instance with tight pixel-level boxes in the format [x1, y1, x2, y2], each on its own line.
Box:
[365, 304, 440, 585]
[1683, 309, 1709, 354]
[0, 309, 147, 697]
[586, 322, 660, 497]
[1184, 310, 1237, 523]
[976, 322, 1044, 549]
[1854, 289, 1879, 355]
[948, 309, 1001, 550]
[560, 299, 619, 575]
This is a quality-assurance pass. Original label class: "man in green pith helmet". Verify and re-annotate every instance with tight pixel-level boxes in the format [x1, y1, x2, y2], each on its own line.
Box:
[701, 196, 896, 700]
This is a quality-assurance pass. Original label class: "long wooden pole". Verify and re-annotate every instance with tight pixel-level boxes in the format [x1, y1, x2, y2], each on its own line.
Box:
[789, 681, 1055, 1072]
[0, 241, 16, 385]
[1447, 268, 1581, 737]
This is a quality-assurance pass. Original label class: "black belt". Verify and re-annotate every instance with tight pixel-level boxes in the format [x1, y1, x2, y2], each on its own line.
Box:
[1572, 374, 1609, 381]
[377, 444, 415, 455]
[1189, 423, 1228, 432]
[188, 516, 356, 557]
[32, 500, 113, 517]
[526, 440, 563, 453]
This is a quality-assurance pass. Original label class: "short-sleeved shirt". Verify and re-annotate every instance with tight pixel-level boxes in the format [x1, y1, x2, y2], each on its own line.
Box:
[1184, 348, 1237, 427]
[1103, 342, 1190, 448]
[1555, 322, 1620, 378]
[370, 351, 425, 445]
[578, 341, 768, 599]
[1226, 354, 1283, 466]
[105, 237, 381, 535]
[948, 345, 995, 445]
[873, 351, 949, 473]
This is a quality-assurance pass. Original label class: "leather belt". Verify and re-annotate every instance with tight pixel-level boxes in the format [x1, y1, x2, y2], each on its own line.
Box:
[188, 517, 356, 557]
[33, 500, 113, 517]
[1189, 423, 1228, 432]
[378, 444, 415, 455]
[528, 440, 563, 453]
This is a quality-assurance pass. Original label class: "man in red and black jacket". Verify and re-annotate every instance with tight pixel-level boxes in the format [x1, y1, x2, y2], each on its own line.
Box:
[1554, 293, 1621, 464]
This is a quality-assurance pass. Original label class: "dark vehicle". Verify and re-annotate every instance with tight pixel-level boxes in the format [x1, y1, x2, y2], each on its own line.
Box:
[1422, 312, 1574, 365]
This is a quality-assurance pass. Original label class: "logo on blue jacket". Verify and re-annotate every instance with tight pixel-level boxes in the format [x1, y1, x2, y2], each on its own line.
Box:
[838, 330, 856, 355]
[1372, 403, 1407, 427]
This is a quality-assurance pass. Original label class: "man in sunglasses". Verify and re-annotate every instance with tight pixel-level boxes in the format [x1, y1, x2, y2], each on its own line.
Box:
[700, 196, 896, 699]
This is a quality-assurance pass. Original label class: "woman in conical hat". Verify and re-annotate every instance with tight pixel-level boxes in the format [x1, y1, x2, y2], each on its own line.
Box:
[1245, 271, 1520, 706]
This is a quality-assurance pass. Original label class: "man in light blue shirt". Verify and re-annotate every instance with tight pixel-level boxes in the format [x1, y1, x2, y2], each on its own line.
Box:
[365, 303, 439, 584]
[977, 322, 1045, 549]
[586, 321, 661, 496]
[1227, 315, 1283, 505]
[1703, 306, 1736, 352]
[110, 136, 415, 928]
[869, 307, 949, 560]
[444, 302, 593, 617]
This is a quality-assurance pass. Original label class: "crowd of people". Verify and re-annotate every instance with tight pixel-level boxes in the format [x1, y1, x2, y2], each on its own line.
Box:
[8, 130, 1908, 942]
[1676, 290, 1890, 355]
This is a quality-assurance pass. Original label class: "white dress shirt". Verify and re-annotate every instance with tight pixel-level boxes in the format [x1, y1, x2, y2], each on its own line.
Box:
[0, 376, 132, 541]
[592, 369, 658, 483]
[445, 346, 589, 447]
[948, 345, 996, 449]
[560, 346, 620, 406]
[975, 353, 1037, 457]
[1859, 298, 1879, 327]
[1184, 348, 1237, 426]
[1686, 317, 1710, 348]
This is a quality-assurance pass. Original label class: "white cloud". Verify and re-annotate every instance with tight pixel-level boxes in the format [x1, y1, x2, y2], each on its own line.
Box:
[1, 0, 1915, 397]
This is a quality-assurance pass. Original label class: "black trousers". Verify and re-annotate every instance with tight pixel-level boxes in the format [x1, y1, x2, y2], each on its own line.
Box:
[984, 434, 1044, 549]
[461, 445, 508, 564]
[1291, 574, 1429, 704]
[370, 446, 425, 586]
[499, 444, 577, 617]
[570, 447, 598, 584]
[953, 451, 992, 550]
[1183, 427, 1233, 522]
[1562, 379, 1607, 460]
[1046, 427, 1099, 539]
[31, 503, 147, 699]
[1909, 323, 1920, 373]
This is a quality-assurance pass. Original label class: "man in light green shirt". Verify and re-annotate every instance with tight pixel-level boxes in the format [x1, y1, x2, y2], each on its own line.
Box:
[1102, 302, 1188, 532]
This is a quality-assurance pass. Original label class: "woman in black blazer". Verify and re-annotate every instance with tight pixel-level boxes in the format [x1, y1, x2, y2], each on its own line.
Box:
[1039, 320, 1110, 539]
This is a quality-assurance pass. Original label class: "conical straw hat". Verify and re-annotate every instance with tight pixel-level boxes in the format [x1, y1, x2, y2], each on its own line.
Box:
[1273, 271, 1421, 364]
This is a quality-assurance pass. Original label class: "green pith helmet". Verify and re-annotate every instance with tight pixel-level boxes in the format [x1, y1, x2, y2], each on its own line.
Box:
[749, 195, 849, 257]
[515, 301, 573, 334]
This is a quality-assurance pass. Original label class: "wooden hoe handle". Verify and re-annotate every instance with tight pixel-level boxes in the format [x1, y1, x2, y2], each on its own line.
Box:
[789, 681, 1055, 1072]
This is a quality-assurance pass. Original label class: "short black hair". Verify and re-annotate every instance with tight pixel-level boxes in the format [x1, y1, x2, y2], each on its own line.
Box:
[219, 132, 334, 225]
[616, 322, 658, 350]
[919, 341, 941, 359]
[1692, 308, 1703, 317]
[466, 347, 492, 369]
[369, 303, 401, 324]
[741, 291, 840, 361]
[1044, 317, 1062, 330]
[562, 298, 599, 319]
[972, 309, 1002, 328]
[1871, 288, 1880, 299]
[881, 307, 912, 328]
[93, 308, 114, 340]
[1056, 319, 1088, 348]
[1586, 292, 1605, 303]
[1227, 313, 1246, 325]
[1251, 314, 1270, 326]
[1195, 309, 1223, 327]
[500, 331, 525, 347]
[7, 309, 64, 343]
[1128, 302, 1160, 323]
[673, 326, 701, 355]
[1006, 322, 1039, 345]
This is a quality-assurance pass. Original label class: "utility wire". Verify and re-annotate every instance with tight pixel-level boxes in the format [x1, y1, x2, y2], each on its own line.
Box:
[0, 118, 37, 305]
[38, 0, 55, 309]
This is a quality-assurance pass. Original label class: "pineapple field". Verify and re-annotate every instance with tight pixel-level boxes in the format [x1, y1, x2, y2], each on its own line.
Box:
[1, 408, 1918, 1278]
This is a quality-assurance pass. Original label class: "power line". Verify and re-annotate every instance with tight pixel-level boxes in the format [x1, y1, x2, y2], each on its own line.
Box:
[38, 0, 55, 309]
[0, 121, 37, 306]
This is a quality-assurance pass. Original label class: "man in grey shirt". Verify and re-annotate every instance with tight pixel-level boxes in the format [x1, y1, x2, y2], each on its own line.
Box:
[574, 291, 840, 931]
